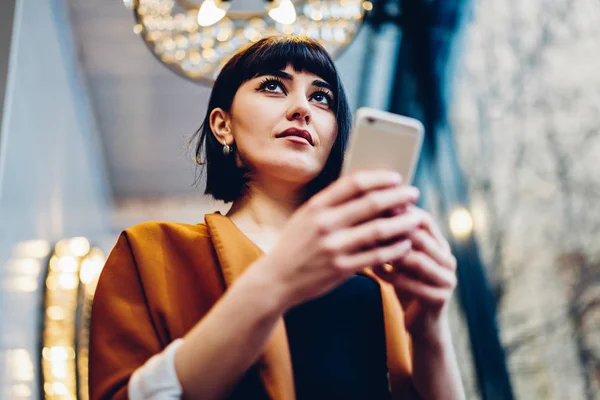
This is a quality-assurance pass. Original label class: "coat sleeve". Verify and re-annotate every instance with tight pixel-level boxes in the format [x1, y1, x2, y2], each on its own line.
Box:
[89, 231, 165, 400]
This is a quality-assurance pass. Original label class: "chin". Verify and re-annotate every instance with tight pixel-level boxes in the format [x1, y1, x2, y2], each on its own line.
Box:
[266, 161, 321, 182]
[283, 166, 320, 181]
[250, 153, 322, 179]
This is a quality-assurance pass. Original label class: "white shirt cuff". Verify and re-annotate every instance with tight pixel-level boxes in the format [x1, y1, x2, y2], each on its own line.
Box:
[128, 338, 184, 399]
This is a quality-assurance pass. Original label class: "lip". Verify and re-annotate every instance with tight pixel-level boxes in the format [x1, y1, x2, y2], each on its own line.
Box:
[276, 128, 314, 146]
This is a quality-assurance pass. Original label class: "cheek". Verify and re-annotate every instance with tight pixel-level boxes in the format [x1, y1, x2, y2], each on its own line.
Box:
[322, 118, 338, 150]
[231, 99, 282, 136]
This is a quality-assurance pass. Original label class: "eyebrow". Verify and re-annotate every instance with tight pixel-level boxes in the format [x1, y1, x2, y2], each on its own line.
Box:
[256, 70, 334, 93]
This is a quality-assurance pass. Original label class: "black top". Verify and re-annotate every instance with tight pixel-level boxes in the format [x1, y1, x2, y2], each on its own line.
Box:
[229, 274, 392, 399]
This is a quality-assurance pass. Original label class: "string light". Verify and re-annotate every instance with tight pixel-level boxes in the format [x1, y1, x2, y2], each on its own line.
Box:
[450, 207, 474, 238]
[12, 239, 50, 258]
[268, 0, 297, 25]
[42, 238, 106, 400]
[128, 0, 370, 84]
[197, 0, 228, 27]
[6, 349, 34, 398]
[4, 243, 46, 293]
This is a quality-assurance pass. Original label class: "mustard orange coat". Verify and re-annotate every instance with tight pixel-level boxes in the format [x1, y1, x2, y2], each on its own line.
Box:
[89, 212, 415, 399]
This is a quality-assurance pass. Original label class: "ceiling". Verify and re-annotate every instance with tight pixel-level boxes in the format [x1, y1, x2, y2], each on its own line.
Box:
[68, 0, 212, 199]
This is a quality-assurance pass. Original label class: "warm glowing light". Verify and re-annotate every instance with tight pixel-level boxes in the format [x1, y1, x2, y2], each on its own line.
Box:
[202, 48, 217, 60]
[197, 0, 227, 27]
[42, 242, 104, 399]
[7, 276, 38, 292]
[11, 384, 32, 397]
[189, 51, 202, 64]
[310, 10, 323, 21]
[13, 240, 51, 258]
[450, 208, 474, 238]
[175, 34, 189, 48]
[45, 275, 58, 291]
[56, 256, 78, 273]
[127, 0, 365, 83]
[269, 0, 297, 25]
[51, 361, 68, 379]
[68, 237, 90, 257]
[49, 382, 68, 396]
[363, 1, 373, 11]
[133, 24, 143, 34]
[80, 255, 104, 285]
[163, 38, 176, 51]
[216, 18, 234, 41]
[244, 26, 262, 42]
[42, 346, 74, 362]
[58, 274, 79, 290]
[6, 349, 33, 381]
[6, 258, 41, 275]
[53, 240, 69, 257]
[47, 306, 66, 321]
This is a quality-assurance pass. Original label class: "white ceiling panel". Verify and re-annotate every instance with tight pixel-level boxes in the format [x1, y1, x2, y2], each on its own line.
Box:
[68, 0, 211, 198]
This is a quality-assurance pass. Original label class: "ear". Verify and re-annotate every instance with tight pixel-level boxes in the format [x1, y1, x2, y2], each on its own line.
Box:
[209, 108, 233, 146]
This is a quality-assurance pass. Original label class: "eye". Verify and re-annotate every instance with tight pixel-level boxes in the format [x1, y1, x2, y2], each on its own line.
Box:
[311, 91, 334, 107]
[258, 78, 286, 94]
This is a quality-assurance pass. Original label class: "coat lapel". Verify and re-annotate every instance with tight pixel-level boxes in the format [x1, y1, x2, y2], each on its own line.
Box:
[361, 269, 415, 399]
[205, 212, 296, 400]
[205, 212, 414, 399]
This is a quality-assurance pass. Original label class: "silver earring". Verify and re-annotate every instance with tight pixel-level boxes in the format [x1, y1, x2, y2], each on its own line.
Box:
[222, 142, 231, 155]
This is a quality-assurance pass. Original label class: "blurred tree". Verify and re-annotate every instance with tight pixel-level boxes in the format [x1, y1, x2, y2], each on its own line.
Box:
[362, 0, 516, 398]
[451, 0, 600, 398]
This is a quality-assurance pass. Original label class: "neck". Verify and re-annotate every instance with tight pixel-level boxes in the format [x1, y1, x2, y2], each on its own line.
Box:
[225, 177, 307, 235]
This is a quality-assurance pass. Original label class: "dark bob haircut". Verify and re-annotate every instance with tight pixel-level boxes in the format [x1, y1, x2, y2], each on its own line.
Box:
[193, 35, 352, 203]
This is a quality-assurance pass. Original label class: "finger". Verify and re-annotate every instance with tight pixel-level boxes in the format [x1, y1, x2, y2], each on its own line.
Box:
[386, 204, 409, 217]
[309, 170, 403, 209]
[372, 266, 451, 307]
[376, 187, 418, 219]
[392, 251, 456, 288]
[325, 185, 420, 229]
[408, 206, 451, 251]
[322, 212, 422, 254]
[332, 238, 412, 272]
[410, 230, 457, 271]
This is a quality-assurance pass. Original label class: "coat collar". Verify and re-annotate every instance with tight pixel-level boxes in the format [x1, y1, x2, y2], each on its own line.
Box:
[205, 211, 413, 399]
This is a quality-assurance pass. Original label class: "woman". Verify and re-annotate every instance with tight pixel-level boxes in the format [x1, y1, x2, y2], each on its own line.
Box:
[89, 36, 464, 399]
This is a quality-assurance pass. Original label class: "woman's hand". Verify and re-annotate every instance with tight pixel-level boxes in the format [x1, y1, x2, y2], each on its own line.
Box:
[372, 205, 458, 343]
[253, 170, 423, 311]
[372, 207, 466, 399]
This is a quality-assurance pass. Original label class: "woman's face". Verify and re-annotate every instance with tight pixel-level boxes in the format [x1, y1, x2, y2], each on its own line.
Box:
[225, 65, 338, 186]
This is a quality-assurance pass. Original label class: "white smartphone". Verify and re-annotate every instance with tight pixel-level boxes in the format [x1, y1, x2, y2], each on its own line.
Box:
[342, 107, 424, 185]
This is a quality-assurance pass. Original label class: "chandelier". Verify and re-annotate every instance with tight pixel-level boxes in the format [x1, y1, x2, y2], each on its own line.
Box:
[124, 0, 372, 84]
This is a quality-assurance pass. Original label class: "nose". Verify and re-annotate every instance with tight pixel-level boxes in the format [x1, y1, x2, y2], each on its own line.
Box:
[286, 94, 311, 125]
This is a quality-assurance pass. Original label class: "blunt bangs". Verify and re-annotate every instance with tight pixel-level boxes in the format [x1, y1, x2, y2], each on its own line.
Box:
[237, 37, 338, 95]
[217, 36, 340, 113]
